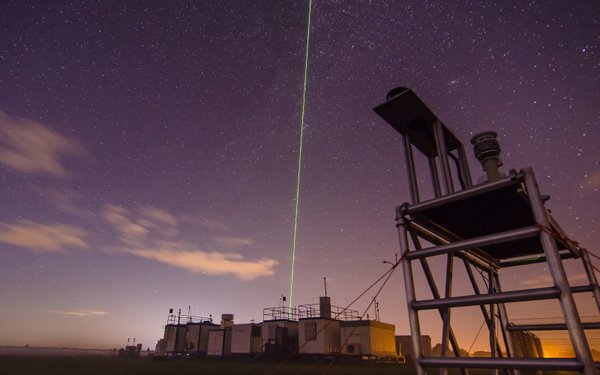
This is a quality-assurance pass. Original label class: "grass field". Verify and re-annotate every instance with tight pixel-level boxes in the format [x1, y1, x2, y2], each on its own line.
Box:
[0, 356, 577, 375]
[0, 356, 418, 375]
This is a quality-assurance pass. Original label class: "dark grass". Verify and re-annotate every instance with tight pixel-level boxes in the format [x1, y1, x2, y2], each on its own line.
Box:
[0, 356, 413, 375]
[0, 356, 444, 375]
[0, 356, 577, 375]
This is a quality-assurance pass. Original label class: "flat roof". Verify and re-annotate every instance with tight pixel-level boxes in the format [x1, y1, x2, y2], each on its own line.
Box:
[339, 320, 395, 330]
[262, 319, 298, 324]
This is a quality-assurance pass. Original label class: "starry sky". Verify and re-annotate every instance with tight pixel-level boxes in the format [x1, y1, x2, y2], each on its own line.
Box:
[0, 0, 598, 354]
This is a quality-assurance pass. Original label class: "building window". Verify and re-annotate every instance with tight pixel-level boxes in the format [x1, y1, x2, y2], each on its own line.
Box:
[305, 321, 317, 341]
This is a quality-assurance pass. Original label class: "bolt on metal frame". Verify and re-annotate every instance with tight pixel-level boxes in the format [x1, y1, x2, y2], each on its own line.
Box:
[374, 87, 599, 375]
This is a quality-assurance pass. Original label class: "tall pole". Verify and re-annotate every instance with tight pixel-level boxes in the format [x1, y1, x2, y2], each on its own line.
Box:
[524, 168, 595, 375]
[397, 208, 426, 375]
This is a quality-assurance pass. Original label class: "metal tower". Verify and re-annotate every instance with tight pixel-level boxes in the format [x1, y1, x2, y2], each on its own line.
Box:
[374, 87, 600, 374]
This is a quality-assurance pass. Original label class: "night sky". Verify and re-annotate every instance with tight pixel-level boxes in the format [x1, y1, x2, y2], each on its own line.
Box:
[1, 1, 598, 354]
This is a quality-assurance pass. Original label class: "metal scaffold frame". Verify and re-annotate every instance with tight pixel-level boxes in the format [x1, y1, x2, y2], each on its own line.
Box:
[373, 87, 600, 375]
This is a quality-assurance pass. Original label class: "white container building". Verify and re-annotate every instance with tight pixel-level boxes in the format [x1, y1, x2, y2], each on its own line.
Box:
[261, 306, 299, 355]
[297, 296, 359, 355]
[231, 323, 262, 355]
[339, 320, 397, 357]
[160, 309, 218, 356]
[299, 317, 341, 355]
[207, 314, 234, 356]
[185, 321, 219, 355]
[163, 324, 187, 353]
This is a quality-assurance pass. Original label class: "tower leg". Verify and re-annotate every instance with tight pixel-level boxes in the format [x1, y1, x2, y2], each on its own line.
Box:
[492, 273, 520, 375]
[524, 168, 596, 375]
[488, 271, 498, 375]
[462, 259, 507, 359]
[410, 233, 469, 375]
[397, 209, 426, 375]
[440, 254, 455, 375]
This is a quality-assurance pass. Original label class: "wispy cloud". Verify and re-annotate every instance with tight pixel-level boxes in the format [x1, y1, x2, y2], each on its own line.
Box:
[0, 220, 88, 252]
[101, 204, 148, 246]
[102, 204, 277, 280]
[49, 309, 107, 318]
[125, 247, 277, 280]
[137, 206, 179, 238]
[140, 206, 177, 226]
[0, 112, 88, 177]
[215, 236, 253, 248]
[32, 187, 95, 219]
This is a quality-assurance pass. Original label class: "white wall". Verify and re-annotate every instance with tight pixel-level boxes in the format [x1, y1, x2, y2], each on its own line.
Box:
[231, 323, 261, 354]
[298, 319, 340, 354]
[207, 330, 224, 356]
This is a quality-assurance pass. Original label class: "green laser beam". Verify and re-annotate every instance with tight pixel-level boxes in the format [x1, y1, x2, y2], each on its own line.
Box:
[289, 0, 313, 308]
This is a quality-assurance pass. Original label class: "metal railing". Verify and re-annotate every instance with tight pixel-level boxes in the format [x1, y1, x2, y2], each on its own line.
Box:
[166, 313, 212, 325]
[297, 303, 359, 321]
[263, 306, 299, 321]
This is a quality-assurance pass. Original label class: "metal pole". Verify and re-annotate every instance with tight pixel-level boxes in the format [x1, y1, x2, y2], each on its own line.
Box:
[462, 260, 511, 365]
[396, 209, 426, 375]
[440, 254, 455, 375]
[457, 144, 473, 188]
[499, 251, 576, 267]
[523, 168, 596, 375]
[405, 226, 540, 260]
[402, 134, 420, 204]
[429, 156, 442, 198]
[432, 120, 455, 194]
[407, 221, 498, 270]
[492, 273, 520, 375]
[410, 233, 468, 375]
[419, 356, 583, 370]
[508, 322, 600, 331]
[488, 271, 498, 375]
[412, 287, 561, 310]
[580, 250, 600, 312]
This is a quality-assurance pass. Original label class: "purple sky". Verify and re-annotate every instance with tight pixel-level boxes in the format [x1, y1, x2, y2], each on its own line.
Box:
[0, 1, 598, 353]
